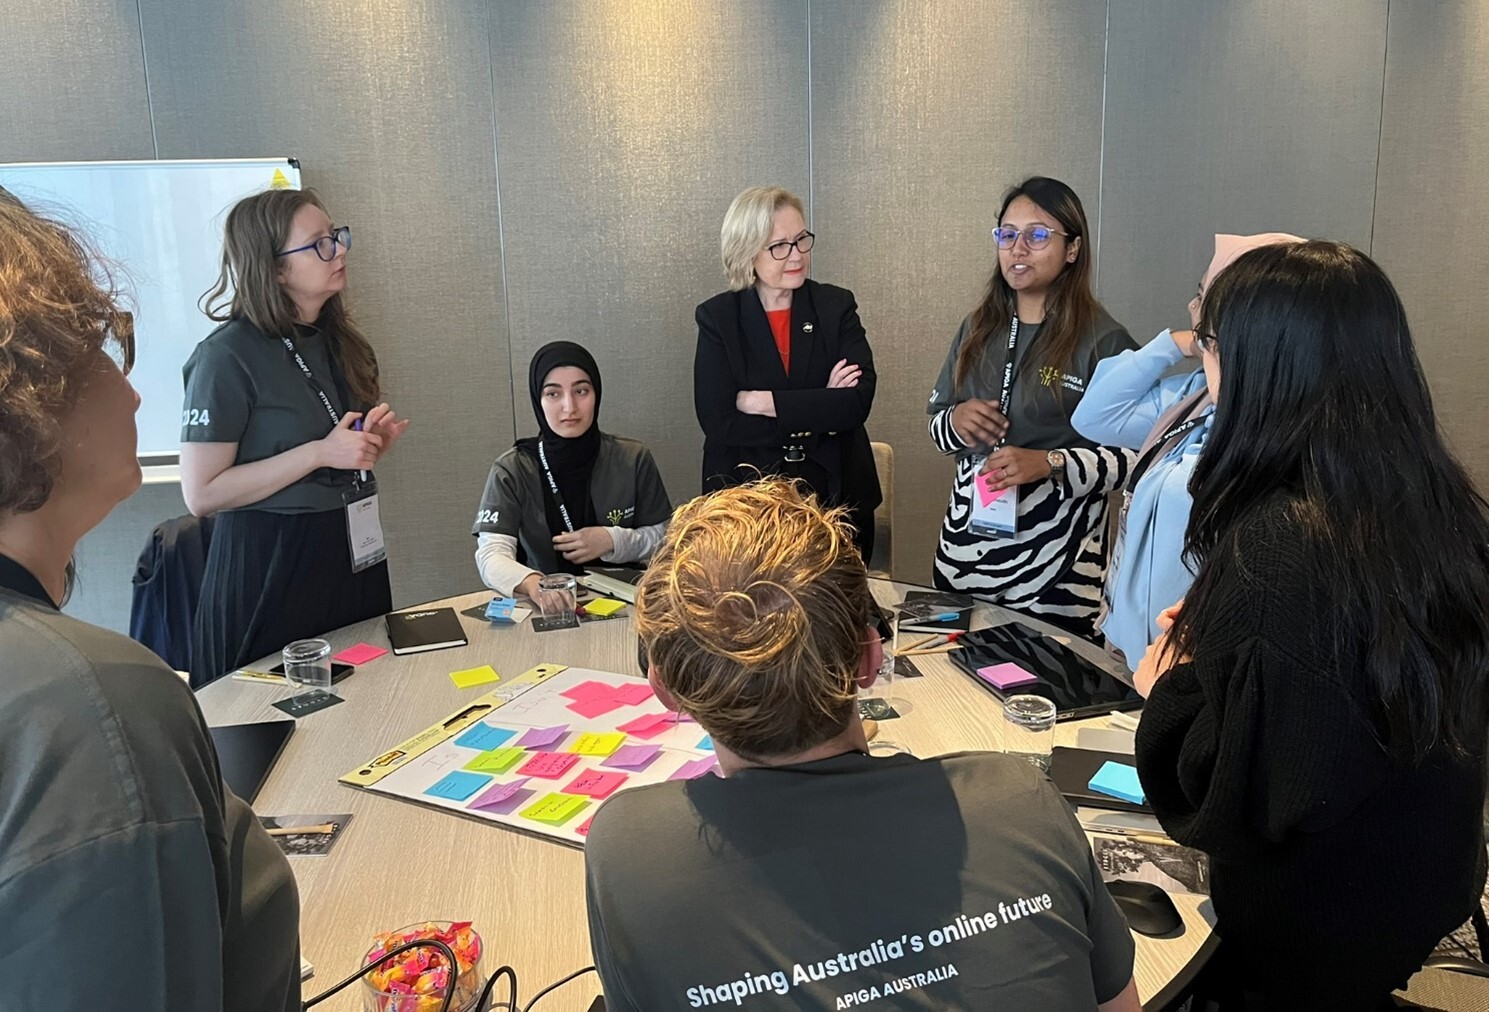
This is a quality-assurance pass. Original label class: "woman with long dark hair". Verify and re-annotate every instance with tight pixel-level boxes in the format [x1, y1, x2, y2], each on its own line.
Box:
[927, 177, 1135, 634]
[1134, 240, 1489, 1008]
[181, 188, 410, 685]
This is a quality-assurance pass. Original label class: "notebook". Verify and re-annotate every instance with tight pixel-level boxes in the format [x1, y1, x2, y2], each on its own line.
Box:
[385, 606, 469, 656]
[208, 720, 295, 804]
[580, 567, 645, 604]
[897, 590, 975, 635]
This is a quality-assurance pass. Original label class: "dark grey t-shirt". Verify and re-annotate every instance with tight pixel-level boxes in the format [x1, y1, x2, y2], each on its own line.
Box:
[181, 317, 366, 513]
[0, 564, 300, 1011]
[471, 434, 672, 573]
[585, 751, 1134, 1011]
[927, 309, 1136, 456]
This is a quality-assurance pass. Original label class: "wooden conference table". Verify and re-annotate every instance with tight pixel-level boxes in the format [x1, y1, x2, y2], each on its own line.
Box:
[195, 581, 1216, 1011]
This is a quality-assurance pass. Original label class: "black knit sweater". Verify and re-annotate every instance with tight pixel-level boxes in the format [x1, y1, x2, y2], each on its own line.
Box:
[1135, 496, 1486, 1007]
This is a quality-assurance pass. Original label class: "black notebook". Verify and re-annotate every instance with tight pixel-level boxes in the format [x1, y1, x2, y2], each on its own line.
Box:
[385, 606, 469, 656]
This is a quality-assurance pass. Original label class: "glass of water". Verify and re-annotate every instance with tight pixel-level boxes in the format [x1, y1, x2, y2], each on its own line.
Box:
[282, 638, 333, 694]
[538, 573, 578, 624]
[1002, 694, 1057, 771]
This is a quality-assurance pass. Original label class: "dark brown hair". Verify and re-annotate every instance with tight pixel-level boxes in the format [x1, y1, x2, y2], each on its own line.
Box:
[201, 188, 379, 405]
[954, 176, 1100, 391]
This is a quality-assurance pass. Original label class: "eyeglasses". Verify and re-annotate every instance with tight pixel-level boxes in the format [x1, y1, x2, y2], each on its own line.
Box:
[766, 231, 815, 260]
[992, 225, 1069, 250]
[276, 225, 352, 262]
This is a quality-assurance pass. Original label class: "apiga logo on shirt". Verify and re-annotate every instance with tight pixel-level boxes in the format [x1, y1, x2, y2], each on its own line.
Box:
[606, 505, 635, 526]
[1039, 367, 1085, 392]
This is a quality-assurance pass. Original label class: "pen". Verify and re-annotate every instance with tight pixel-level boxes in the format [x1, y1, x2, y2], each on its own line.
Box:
[265, 823, 337, 837]
[1080, 821, 1177, 846]
[353, 418, 368, 482]
[232, 668, 290, 686]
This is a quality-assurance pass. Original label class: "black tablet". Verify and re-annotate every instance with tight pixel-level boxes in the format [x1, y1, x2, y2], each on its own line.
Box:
[1049, 746, 1153, 814]
[949, 622, 1142, 721]
[209, 720, 295, 804]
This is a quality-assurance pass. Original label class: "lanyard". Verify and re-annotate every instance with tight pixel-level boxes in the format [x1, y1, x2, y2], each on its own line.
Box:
[537, 439, 576, 533]
[1121, 412, 1211, 513]
[991, 317, 1020, 450]
[280, 336, 342, 427]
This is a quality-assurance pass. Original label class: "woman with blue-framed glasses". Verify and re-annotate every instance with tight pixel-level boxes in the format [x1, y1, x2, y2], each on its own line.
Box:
[179, 188, 411, 686]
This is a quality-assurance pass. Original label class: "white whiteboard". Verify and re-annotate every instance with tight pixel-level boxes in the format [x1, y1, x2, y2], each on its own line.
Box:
[0, 158, 302, 459]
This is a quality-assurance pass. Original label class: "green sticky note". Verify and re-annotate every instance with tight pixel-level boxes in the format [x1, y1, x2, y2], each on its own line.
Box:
[519, 792, 591, 825]
[450, 664, 500, 689]
[464, 746, 526, 774]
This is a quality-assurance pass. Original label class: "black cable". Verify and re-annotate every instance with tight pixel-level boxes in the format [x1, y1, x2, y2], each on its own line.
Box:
[524, 966, 597, 1011]
[302, 938, 458, 1011]
[473, 963, 519, 1011]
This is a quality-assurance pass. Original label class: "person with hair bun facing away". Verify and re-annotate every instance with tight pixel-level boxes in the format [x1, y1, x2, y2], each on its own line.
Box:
[583, 478, 1140, 1012]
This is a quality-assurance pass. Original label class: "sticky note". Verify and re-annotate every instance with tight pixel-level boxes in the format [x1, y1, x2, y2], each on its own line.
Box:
[1089, 761, 1147, 805]
[519, 792, 591, 826]
[424, 771, 491, 801]
[449, 664, 500, 689]
[975, 470, 1008, 508]
[977, 663, 1040, 690]
[517, 751, 582, 779]
[611, 682, 654, 706]
[517, 725, 569, 750]
[563, 769, 629, 799]
[561, 680, 617, 702]
[468, 778, 533, 813]
[697, 735, 714, 751]
[603, 743, 663, 770]
[484, 597, 517, 622]
[568, 731, 627, 757]
[617, 712, 674, 739]
[567, 696, 625, 719]
[334, 642, 388, 665]
[670, 757, 719, 781]
[454, 723, 516, 751]
[463, 747, 527, 774]
[585, 598, 626, 617]
[575, 816, 594, 837]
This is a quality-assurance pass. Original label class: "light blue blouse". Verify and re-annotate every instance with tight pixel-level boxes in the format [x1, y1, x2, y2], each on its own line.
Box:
[1071, 330, 1209, 668]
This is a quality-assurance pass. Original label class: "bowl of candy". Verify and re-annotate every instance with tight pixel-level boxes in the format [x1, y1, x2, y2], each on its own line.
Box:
[363, 920, 484, 1012]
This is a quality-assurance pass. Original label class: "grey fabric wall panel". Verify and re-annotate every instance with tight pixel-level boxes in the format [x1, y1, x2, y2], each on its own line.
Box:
[1099, 0, 1387, 342]
[811, 0, 1109, 582]
[135, 0, 512, 613]
[0, 0, 154, 162]
[489, 0, 810, 508]
[1373, 4, 1489, 489]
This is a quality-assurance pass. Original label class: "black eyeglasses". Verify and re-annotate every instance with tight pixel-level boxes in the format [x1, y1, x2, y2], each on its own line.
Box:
[276, 225, 352, 262]
[992, 225, 1069, 250]
[766, 231, 815, 260]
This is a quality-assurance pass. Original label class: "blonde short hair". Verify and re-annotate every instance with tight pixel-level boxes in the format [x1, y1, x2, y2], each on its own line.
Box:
[635, 478, 873, 761]
[719, 186, 806, 291]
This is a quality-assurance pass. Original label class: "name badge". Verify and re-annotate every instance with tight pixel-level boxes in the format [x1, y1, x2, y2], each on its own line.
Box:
[967, 457, 1019, 538]
[344, 482, 387, 573]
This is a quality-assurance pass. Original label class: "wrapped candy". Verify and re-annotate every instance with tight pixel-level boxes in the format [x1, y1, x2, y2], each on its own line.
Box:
[363, 920, 484, 1012]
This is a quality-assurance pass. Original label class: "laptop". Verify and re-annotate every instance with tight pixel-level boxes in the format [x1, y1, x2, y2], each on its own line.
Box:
[208, 720, 295, 804]
[948, 623, 1142, 721]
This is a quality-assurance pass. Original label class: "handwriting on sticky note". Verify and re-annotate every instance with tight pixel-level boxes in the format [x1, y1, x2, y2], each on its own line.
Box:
[585, 598, 626, 618]
[519, 792, 591, 825]
[517, 752, 581, 779]
[454, 723, 516, 751]
[450, 664, 500, 690]
[334, 642, 388, 665]
[603, 743, 663, 770]
[563, 769, 629, 799]
[567, 695, 625, 719]
[468, 777, 532, 813]
[424, 771, 492, 801]
[575, 816, 594, 837]
[569, 731, 626, 757]
[516, 725, 569, 749]
[463, 747, 527, 774]
[975, 470, 1007, 508]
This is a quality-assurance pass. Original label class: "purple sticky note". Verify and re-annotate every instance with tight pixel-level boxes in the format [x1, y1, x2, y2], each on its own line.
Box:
[517, 725, 569, 750]
[603, 743, 663, 770]
[669, 757, 719, 781]
[611, 683, 655, 706]
[468, 777, 534, 813]
[978, 663, 1040, 690]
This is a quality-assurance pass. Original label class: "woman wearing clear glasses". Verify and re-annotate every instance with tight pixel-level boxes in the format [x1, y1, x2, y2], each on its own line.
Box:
[927, 177, 1135, 636]
[694, 186, 881, 561]
[180, 188, 409, 686]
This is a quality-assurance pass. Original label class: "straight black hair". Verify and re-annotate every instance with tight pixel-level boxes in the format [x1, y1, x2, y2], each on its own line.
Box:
[1171, 240, 1489, 761]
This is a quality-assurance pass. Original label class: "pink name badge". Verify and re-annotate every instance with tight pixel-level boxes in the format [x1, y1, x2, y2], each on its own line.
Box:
[977, 662, 1040, 690]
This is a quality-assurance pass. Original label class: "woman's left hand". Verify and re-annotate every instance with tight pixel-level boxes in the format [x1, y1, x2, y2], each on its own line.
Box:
[1133, 600, 1190, 698]
[362, 403, 412, 454]
[978, 446, 1052, 491]
[553, 526, 615, 565]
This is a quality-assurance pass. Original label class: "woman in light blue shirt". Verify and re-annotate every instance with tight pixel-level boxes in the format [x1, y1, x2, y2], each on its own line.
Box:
[1073, 232, 1301, 667]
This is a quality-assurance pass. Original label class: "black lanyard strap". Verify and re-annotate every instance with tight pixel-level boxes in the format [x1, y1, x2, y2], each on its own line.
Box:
[280, 336, 342, 427]
[537, 439, 576, 533]
[990, 317, 1020, 451]
[1123, 412, 1211, 508]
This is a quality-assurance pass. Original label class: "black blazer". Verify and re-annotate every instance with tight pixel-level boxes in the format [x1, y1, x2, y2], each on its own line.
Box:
[693, 279, 883, 514]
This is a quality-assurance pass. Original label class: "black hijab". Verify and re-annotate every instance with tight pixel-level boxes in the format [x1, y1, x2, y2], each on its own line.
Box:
[520, 341, 603, 552]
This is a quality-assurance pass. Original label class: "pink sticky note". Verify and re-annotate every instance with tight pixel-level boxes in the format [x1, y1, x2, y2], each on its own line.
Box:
[575, 816, 595, 837]
[669, 757, 719, 781]
[468, 777, 533, 813]
[517, 752, 582, 779]
[604, 743, 663, 770]
[975, 471, 1008, 508]
[978, 662, 1040, 690]
[563, 770, 629, 799]
[567, 696, 626, 719]
[611, 683, 655, 706]
[561, 680, 618, 702]
[334, 642, 388, 665]
[516, 725, 569, 750]
[617, 713, 673, 739]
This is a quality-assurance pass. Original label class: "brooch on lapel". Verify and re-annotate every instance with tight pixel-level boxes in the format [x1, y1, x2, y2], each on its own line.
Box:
[802, 322, 814, 333]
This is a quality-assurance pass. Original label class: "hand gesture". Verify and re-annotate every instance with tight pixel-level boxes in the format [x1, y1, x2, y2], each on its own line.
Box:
[826, 358, 862, 389]
[552, 527, 615, 565]
[319, 412, 382, 471]
[978, 445, 1051, 491]
[951, 398, 1009, 447]
[362, 403, 412, 454]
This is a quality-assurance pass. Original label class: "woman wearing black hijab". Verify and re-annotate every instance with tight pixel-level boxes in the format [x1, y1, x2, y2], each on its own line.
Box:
[472, 342, 673, 599]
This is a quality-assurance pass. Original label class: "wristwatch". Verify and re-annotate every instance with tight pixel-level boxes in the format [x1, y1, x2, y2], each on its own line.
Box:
[1046, 449, 1067, 482]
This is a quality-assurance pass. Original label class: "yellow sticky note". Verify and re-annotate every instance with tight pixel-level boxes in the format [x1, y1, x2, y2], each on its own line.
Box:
[585, 598, 626, 617]
[568, 731, 626, 757]
[519, 792, 590, 825]
[463, 747, 526, 774]
[450, 664, 500, 689]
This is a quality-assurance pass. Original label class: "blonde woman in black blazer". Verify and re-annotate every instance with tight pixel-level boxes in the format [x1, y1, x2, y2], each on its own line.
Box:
[693, 186, 882, 560]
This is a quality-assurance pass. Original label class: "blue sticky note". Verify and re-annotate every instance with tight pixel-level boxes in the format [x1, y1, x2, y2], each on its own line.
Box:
[455, 723, 517, 751]
[1089, 761, 1146, 805]
[697, 735, 714, 751]
[425, 771, 492, 802]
